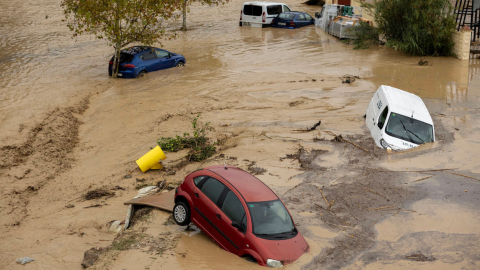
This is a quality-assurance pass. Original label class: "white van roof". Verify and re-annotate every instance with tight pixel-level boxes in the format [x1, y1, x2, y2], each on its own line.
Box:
[243, 1, 287, 6]
[380, 85, 433, 125]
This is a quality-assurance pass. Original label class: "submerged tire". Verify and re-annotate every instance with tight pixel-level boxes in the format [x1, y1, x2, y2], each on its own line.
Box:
[176, 61, 185, 67]
[137, 70, 147, 78]
[173, 201, 190, 226]
[243, 255, 257, 263]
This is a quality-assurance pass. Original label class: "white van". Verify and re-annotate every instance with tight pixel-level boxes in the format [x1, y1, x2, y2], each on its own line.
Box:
[240, 2, 292, 28]
[366, 85, 435, 150]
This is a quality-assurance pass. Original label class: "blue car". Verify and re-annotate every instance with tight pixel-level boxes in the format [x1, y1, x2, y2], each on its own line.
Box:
[271, 12, 315, 29]
[108, 46, 186, 78]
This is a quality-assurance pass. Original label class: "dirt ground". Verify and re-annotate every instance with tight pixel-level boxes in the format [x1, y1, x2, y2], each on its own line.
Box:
[1, 0, 480, 269]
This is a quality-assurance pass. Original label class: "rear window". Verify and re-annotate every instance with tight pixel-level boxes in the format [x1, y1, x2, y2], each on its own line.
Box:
[118, 53, 134, 64]
[279, 13, 295, 20]
[267, 5, 282, 15]
[244, 5, 262, 16]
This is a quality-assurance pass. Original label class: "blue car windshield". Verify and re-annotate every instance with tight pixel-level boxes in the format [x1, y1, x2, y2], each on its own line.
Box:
[248, 200, 296, 238]
[385, 112, 434, 144]
[279, 13, 295, 20]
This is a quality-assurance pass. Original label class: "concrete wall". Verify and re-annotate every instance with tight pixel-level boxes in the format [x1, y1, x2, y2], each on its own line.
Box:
[453, 30, 472, 60]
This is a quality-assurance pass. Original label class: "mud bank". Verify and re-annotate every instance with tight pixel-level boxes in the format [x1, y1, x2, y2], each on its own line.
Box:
[1, 0, 480, 269]
[0, 97, 90, 226]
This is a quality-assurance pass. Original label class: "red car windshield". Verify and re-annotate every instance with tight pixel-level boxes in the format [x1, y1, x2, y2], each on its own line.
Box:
[248, 200, 296, 239]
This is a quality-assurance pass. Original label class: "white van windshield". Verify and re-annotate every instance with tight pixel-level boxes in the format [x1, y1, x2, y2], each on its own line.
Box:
[244, 5, 262, 16]
[385, 113, 434, 144]
[267, 5, 282, 15]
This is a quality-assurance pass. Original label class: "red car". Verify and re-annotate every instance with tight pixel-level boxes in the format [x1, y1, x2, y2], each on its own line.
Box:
[173, 165, 309, 267]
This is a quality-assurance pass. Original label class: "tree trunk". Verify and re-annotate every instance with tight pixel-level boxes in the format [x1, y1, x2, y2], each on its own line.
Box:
[182, 0, 187, 31]
[113, 41, 121, 78]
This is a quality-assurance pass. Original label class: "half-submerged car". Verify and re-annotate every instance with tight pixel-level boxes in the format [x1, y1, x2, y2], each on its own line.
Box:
[366, 85, 435, 150]
[173, 165, 309, 267]
[108, 46, 186, 78]
[271, 11, 315, 28]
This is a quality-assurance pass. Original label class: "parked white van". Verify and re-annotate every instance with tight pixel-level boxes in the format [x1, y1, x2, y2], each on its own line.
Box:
[366, 85, 435, 150]
[240, 2, 291, 28]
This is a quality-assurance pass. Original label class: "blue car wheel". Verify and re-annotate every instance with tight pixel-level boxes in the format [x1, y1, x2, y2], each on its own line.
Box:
[137, 70, 147, 78]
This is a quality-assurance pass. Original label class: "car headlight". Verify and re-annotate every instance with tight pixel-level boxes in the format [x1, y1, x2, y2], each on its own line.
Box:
[380, 139, 391, 149]
[266, 259, 283, 267]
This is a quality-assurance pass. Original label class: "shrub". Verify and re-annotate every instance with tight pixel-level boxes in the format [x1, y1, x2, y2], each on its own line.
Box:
[345, 21, 380, 49]
[158, 115, 216, 162]
[363, 0, 456, 56]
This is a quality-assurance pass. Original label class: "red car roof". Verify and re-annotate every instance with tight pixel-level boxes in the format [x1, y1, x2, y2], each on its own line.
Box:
[206, 165, 278, 203]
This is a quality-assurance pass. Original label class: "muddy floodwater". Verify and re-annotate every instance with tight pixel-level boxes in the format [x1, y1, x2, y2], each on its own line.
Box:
[1, 0, 480, 269]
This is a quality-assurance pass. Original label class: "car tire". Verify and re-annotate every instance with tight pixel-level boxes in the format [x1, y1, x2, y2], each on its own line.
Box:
[137, 70, 147, 78]
[173, 201, 191, 226]
[176, 61, 185, 67]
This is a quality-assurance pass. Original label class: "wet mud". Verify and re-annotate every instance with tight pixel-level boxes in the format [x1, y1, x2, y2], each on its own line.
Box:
[1, 0, 480, 269]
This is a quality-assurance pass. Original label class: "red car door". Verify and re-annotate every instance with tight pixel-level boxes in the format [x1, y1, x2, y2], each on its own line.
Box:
[192, 177, 228, 249]
[214, 189, 247, 254]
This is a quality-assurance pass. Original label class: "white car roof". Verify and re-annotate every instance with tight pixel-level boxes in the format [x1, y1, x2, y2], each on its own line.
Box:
[380, 85, 433, 125]
[243, 1, 287, 6]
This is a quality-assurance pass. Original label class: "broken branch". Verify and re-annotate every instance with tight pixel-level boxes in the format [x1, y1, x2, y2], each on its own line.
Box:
[362, 188, 388, 199]
[324, 131, 370, 153]
[318, 188, 331, 207]
[368, 206, 395, 211]
[376, 168, 457, 173]
[447, 172, 480, 181]
[412, 175, 433, 182]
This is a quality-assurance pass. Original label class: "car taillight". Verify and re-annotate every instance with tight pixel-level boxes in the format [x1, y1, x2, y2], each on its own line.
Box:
[290, 21, 295, 27]
[262, 12, 266, 22]
[109, 60, 113, 65]
[123, 64, 135, 68]
[240, 10, 242, 21]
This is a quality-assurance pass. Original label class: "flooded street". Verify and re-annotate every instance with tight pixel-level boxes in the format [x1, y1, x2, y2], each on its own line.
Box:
[1, 0, 480, 269]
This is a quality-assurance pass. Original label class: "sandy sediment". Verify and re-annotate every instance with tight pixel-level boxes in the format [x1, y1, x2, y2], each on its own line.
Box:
[1, 0, 480, 269]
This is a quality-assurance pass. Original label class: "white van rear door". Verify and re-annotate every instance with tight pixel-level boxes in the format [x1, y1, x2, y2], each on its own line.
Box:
[243, 4, 263, 26]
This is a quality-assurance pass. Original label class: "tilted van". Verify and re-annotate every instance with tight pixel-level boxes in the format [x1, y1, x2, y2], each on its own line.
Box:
[240, 1, 291, 27]
[366, 85, 435, 150]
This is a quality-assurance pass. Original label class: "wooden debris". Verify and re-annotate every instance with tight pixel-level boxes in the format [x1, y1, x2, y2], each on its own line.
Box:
[318, 188, 332, 207]
[84, 204, 103, 209]
[376, 168, 457, 173]
[282, 182, 302, 198]
[447, 172, 480, 181]
[368, 206, 395, 211]
[412, 175, 433, 182]
[397, 209, 416, 212]
[324, 131, 370, 153]
[362, 188, 388, 199]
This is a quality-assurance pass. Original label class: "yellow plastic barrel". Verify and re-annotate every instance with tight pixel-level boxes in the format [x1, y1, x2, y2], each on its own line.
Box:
[136, 145, 167, 172]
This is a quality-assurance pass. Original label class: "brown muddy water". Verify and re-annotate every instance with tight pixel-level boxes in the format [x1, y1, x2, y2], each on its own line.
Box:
[1, 0, 480, 269]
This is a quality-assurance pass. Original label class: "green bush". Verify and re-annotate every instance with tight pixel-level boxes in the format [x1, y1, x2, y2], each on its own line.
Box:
[158, 115, 216, 162]
[345, 21, 380, 49]
[364, 0, 456, 56]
